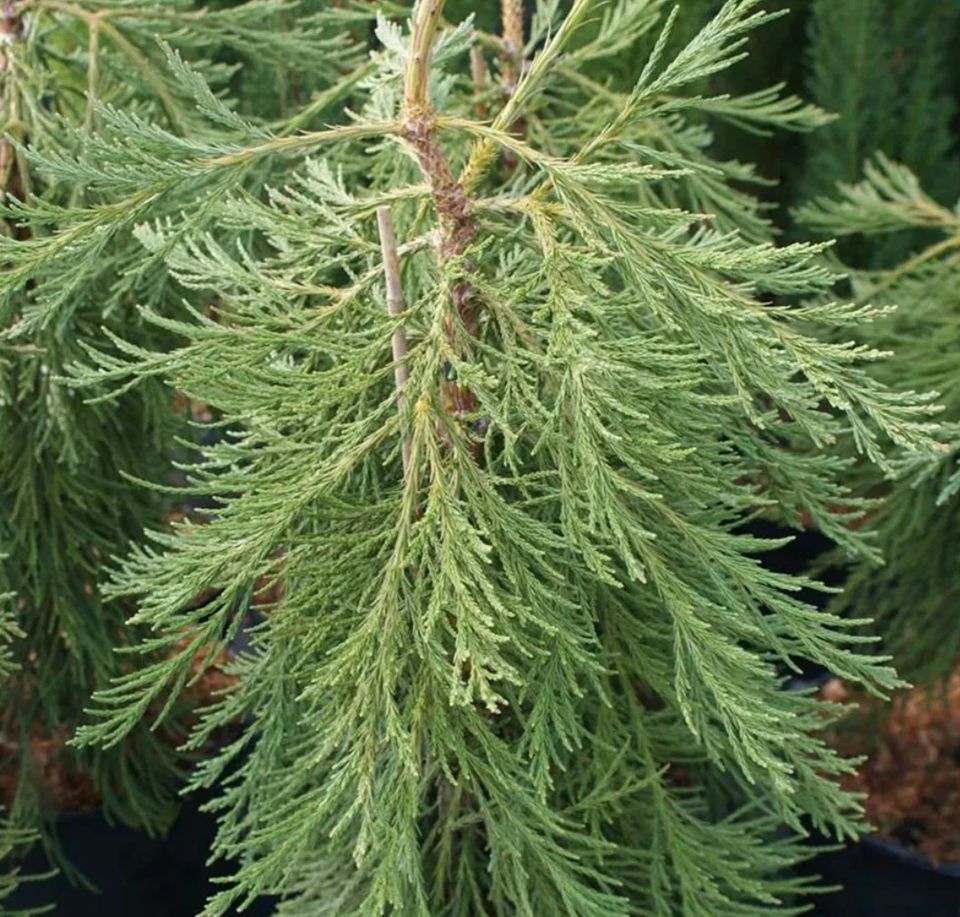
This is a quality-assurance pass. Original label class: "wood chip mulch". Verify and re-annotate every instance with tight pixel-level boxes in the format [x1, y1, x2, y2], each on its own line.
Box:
[823, 669, 960, 865]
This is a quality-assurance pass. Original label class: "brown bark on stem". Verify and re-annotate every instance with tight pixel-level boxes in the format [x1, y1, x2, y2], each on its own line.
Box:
[499, 0, 526, 171]
[402, 0, 480, 432]
[470, 46, 490, 119]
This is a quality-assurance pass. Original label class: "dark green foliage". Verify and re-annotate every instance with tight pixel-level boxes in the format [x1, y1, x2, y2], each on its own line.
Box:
[791, 2, 960, 693]
[797, 0, 960, 263]
[0, 592, 43, 914]
[800, 157, 960, 685]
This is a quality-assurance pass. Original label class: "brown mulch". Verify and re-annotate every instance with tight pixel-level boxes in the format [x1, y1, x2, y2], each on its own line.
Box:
[823, 670, 960, 865]
[0, 723, 99, 815]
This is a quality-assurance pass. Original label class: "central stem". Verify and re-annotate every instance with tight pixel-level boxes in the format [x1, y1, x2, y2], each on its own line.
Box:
[402, 0, 473, 260]
[402, 0, 479, 424]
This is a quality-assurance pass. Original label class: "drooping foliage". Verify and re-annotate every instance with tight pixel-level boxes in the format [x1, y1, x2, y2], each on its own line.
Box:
[800, 157, 960, 685]
[0, 1, 946, 914]
[0, 0, 362, 894]
[0, 586, 40, 914]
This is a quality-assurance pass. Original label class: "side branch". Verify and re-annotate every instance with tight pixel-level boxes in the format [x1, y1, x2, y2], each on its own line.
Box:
[460, 0, 593, 193]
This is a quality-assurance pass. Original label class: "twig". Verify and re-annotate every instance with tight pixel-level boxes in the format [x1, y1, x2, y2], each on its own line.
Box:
[461, 0, 593, 193]
[500, 0, 524, 90]
[376, 206, 412, 475]
[470, 45, 490, 119]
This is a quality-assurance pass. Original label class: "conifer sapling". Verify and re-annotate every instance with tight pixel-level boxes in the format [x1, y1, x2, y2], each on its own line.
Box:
[0, 1, 944, 913]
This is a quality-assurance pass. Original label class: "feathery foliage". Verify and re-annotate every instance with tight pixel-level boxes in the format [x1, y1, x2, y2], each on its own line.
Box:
[799, 156, 960, 684]
[0, 586, 44, 915]
[796, 0, 960, 264]
[0, 0, 360, 897]
[0, 1, 945, 913]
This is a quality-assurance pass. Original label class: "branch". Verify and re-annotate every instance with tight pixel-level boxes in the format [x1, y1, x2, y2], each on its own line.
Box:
[404, 0, 446, 114]
[500, 0, 524, 90]
[376, 205, 412, 475]
[461, 0, 594, 193]
[400, 0, 480, 434]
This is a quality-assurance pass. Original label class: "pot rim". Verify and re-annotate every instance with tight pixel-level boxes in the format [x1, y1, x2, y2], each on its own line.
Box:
[862, 832, 960, 879]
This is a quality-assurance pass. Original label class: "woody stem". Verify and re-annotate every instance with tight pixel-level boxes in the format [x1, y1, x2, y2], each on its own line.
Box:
[376, 206, 412, 475]
[401, 0, 481, 435]
[500, 0, 524, 89]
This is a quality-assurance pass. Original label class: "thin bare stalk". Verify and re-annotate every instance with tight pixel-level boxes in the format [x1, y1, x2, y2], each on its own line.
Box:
[84, 18, 100, 134]
[500, 0, 524, 89]
[377, 206, 412, 475]
[470, 45, 490, 119]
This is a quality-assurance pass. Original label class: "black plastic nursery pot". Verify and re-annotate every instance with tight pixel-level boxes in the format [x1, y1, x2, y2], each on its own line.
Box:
[8, 797, 216, 916]
[804, 833, 960, 916]
[5, 785, 276, 916]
